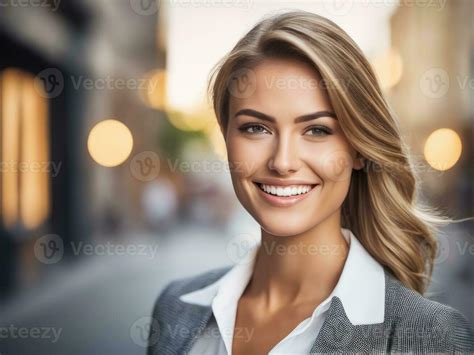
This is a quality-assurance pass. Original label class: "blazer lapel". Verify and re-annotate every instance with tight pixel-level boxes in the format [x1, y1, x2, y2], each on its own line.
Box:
[170, 302, 214, 354]
[175, 296, 354, 354]
[168, 267, 389, 354]
[309, 296, 356, 353]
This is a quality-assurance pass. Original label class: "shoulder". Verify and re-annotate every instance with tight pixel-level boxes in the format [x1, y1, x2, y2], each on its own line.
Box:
[149, 265, 232, 316]
[155, 265, 232, 301]
[384, 269, 474, 352]
[146, 266, 232, 355]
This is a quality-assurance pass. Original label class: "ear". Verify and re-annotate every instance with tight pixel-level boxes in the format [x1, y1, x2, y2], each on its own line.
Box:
[353, 152, 365, 170]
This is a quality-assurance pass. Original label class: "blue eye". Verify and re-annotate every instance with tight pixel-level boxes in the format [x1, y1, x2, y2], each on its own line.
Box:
[305, 126, 331, 136]
[238, 124, 269, 135]
[238, 124, 332, 136]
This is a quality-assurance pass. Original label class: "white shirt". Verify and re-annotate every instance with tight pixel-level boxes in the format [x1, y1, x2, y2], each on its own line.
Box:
[179, 228, 386, 354]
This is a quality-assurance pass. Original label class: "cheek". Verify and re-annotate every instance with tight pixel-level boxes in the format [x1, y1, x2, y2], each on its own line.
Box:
[308, 145, 354, 211]
[306, 141, 355, 184]
[226, 135, 268, 177]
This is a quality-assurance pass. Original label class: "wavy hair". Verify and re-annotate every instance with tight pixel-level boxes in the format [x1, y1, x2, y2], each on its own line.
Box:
[207, 10, 452, 295]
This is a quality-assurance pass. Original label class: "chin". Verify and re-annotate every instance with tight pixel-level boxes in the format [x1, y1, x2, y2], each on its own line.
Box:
[256, 214, 317, 238]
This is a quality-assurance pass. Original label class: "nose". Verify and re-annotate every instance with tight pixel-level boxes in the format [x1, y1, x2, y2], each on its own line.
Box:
[267, 133, 301, 175]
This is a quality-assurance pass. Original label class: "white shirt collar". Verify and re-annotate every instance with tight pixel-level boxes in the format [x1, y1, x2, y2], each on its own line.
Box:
[179, 228, 385, 351]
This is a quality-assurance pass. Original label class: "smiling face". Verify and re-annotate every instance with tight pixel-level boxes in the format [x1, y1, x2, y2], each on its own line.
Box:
[224, 57, 364, 237]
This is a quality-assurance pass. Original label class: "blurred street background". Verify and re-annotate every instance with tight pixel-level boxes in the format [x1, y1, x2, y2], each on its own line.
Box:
[0, 0, 473, 354]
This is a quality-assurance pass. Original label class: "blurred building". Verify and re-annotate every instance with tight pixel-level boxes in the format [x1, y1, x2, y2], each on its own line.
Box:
[0, 1, 92, 298]
[388, 1, 474, 322]
[0, 2, 473, 355]
[0, 0, 166, 298]
[389, 0, 473, 217]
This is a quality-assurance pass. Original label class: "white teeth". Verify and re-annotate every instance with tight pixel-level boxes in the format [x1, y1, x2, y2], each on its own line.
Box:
[259, 184, 313, 197]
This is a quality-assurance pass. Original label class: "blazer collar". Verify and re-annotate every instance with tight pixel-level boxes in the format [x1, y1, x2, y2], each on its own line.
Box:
[179, 228, 385, 326]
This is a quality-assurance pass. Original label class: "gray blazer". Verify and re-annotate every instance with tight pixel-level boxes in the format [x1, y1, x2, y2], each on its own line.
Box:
[147, 266, 474, 354]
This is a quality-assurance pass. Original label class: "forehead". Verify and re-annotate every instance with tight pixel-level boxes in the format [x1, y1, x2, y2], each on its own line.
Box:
[229, 57, 333, 117]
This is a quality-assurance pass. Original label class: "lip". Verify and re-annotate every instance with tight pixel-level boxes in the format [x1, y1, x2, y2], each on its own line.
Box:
[253, 182, 319, 207]
[253, 178, 319, 187]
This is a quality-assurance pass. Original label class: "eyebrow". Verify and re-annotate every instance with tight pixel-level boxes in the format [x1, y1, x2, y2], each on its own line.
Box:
[233, 108, 337, 123]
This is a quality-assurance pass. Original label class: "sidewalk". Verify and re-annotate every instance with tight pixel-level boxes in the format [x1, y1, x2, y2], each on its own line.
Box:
[0, 224, 231, 355]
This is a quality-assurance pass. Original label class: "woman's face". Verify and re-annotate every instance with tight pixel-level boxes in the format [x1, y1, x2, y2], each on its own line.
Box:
[225, 57, 363, 237]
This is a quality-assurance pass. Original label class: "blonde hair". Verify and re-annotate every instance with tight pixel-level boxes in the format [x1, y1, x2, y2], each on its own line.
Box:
[208, 10, 452, 295]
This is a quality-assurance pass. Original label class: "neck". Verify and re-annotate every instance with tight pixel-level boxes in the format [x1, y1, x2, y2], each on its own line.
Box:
[245, 211, 349, 312]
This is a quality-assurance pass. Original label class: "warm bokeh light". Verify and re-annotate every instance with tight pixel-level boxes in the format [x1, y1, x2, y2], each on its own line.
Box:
[140, 69, 167, 110]
[87, 119, 134, 167]
[371, 47, 403, 90]
[1, 68, 50, 230]
[1, 68, 21, 228]
[424, 128, 462, 171]
[207, 124, 227, 161]
[167, 105, 216, 132]
[20, 71, 50, 230]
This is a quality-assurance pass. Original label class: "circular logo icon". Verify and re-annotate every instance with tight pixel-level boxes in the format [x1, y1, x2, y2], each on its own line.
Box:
[34, 234, 64, 264]
[130, 0, 160, 16]
[130, 316, 160, 348]
[34, 68, 64, 99]
[227, 68, 257, 99]
[419, 68, 449, 99]
[420, 233, 450, 266]
[130, 151, 161, 181]
[322, 0, 354, 16]
[226, 233, 260, 264]
[320, 150, 354, 183]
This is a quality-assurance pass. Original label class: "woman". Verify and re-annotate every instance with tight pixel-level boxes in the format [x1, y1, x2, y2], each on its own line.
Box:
[147, 10, 474, 354]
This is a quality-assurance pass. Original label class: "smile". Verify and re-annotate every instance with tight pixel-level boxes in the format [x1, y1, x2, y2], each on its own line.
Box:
[257, 183, 315, 196]
[253, 182, 319, 207]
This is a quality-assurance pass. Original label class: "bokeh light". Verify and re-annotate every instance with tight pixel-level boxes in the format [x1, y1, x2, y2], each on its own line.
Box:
[371, 47, 403, 90]
[140, 69, 167, 110]
[87, 119, 134, 167]
[424, 128, 462, 171]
